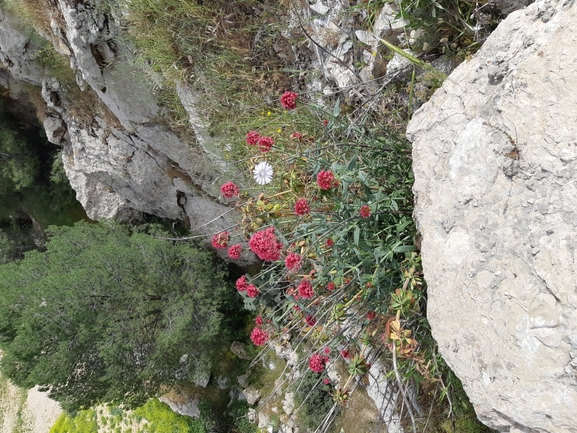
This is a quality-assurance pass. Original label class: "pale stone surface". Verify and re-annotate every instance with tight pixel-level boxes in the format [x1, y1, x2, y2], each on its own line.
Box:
[159, 395, 200, 418]
[0, 376, 61, 433]
[408, 1, 577, 432]
[243, 386, 262, 406]
[366, 360, 404, 433]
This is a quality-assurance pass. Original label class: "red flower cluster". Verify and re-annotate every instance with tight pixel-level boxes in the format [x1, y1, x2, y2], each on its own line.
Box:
[366, 311, 376, 320]
[326, 282, 335, 291]
[309, 353, 329, 373]
[255, 316, 263, 326]
[317, 170, 338, 190]
[285, 252, 302, 272]
[228, 244, 242, 259]
[294, 198, 310, 215]
[249, 227, 283, 261]
[340, 349, 350, 359]
[246, 130, 260, 145]
[220, 181, 239, 199]
[212, 231, 229, 249]
[290, 132, 302, 140]
[359, 204, 371, 218]
[298, 279, 314, 299]
[247, 284, 260, 298]
[305, 315, 316, 326]
[280, 91, 298, 109]
[325, 238, 334, 247]
[236, 275, 249, 292]
[257, 136, 274, 152]
[250, 327, 269, 346]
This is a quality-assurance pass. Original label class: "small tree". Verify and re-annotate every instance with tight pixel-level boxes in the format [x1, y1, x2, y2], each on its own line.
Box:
[0, 221, 239, 412]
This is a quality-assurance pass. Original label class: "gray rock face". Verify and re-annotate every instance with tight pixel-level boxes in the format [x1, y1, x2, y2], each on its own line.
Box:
[159, 395, 200, 418]
[0, 4, 256, 264]
[408, 1, 577, 432]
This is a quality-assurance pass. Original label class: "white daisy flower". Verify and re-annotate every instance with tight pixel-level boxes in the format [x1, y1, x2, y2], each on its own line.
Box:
[253, 161, 273, 185]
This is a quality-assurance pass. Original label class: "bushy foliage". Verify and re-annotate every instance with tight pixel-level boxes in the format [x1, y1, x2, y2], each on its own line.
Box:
[133, 399, 207, 433]
[0, 124, 38, 194]
[397, 0, 502, 55]
[49, 409, 98, 433]
[0, 221, 242, 412]
[294, 371, 336, 430]
[49, 398, 207, 433]
[220, 93, 456, 431]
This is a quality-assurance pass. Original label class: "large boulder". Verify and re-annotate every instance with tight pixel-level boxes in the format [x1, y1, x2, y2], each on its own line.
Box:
[408, 1, 577, 432]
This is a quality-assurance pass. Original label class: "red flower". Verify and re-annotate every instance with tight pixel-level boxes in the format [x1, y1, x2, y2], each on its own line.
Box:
[247, 284, 260, 298]
[249, 227, 283, 261]
[309, 353, 329, 373]
[285, 252, 302, 272]
[290, 132, 302, 140]
[359, 205, 371, 218]
[246, 130, 260, 145]
[298, 279, 314, 299]
[305, 315, 316, 326]
[212, 231, 229, 249]
[236, 275, 249, 292]
[366, 311, 376, 320]
[317, 170, 338, 190]
[227, 244, 242, 259]
[323, 378, 331, 385]
[340, 349, 350, 359]
[294, 198, 310, 215]
[322, 119, 329, 126]
[325, 238, 334, 247]
[250, 327, 269, 346]
[280, 91, 298, 109]
[326, 282, 335, 291]
[220, 181, 239, 199]
[293, 305, 301, 312]
[324, 347, 331, 354]
[257, 136, 274, 152]
[255, 316, 263, 326]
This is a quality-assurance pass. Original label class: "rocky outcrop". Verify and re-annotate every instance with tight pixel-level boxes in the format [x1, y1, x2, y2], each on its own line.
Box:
[408, 1, 577, 432]
[0, 3, 253, 263]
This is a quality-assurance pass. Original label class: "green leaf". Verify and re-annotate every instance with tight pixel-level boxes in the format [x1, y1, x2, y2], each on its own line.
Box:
[347, 155, 358, 171]
[353, 226, 360, 246]
[333, 98, 340, 117]
[393, 245, 416, 253]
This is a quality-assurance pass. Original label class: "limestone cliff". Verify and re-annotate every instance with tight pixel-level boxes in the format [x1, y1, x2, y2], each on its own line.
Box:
[408, 1, 577, 431]
[0, 2, 250, 263]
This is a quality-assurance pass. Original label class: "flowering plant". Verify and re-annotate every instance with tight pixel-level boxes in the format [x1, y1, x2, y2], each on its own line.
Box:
[220, 181, 239, 199]
[211, 231, 228, 249]
[248, 227, 283, 261]
[227, 244, 242, 259]
[280, 91, 298, 110]
[218, 93, 433, 430]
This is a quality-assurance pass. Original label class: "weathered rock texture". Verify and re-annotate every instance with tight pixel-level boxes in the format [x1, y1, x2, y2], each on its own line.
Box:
[408, 1, 577, 432]
[0, 3, 252, 263]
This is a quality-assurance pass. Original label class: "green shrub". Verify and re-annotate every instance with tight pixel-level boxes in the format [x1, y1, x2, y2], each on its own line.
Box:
[294, 371, 336, 430]
[49, 409, 98, 433]
[0, 221, 243, 411]
[133, 399, 206, 433]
